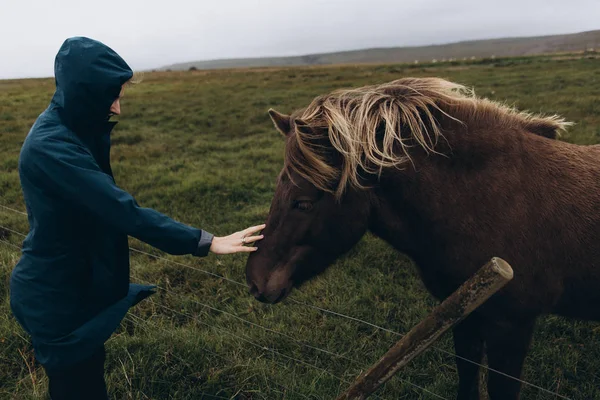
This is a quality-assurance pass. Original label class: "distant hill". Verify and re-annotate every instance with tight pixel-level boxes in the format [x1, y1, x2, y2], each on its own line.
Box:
[160, 30, 600, 71]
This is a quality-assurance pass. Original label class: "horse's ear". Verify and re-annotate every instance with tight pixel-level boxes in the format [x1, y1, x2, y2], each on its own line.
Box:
[268, 109, 292, 136]
[525, 120, 560, 140]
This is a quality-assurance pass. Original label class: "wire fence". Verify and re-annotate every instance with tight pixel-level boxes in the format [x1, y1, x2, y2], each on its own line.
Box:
[125, 313, 312, 400]
[130, 276, 446, 400]
[0, 204, 572, 399]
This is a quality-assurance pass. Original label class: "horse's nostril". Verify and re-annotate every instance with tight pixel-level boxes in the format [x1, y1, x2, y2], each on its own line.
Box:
[249, 282, 260, 297]
[256, 294, 269, 303]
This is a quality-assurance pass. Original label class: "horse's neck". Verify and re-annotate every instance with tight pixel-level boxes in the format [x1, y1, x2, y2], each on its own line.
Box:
[368, 120, 591, 287]
[368, 123, 552, 264]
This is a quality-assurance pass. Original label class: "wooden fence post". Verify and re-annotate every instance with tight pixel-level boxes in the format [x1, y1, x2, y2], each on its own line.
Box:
[336, 257, 514, 400]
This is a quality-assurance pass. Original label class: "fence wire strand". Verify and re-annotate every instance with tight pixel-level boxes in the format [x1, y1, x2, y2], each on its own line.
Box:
[0, 238, 21, 251]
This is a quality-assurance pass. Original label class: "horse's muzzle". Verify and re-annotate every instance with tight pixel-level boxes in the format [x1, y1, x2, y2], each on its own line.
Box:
[248, 281, 289, 304]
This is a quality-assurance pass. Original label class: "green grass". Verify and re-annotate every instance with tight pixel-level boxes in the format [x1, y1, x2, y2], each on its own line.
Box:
[1, 55, 600, 399]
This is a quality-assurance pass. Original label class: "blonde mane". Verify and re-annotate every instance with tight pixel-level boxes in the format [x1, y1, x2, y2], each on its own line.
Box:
[285, 77, 570, 198]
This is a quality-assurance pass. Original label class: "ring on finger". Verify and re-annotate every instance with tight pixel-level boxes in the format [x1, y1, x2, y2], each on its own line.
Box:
[241, 236, 247, 245]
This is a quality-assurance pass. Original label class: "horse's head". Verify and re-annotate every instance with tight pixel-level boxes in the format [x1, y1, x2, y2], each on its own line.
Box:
[245, 77, 570, 304]
[245, 109, 371, 304]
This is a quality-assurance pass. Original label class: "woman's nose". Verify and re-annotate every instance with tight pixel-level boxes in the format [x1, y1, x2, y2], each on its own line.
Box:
[110, 99, 121, 115]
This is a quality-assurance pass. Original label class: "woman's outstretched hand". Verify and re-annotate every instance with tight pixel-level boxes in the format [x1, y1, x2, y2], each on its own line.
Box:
[209, 224, 266, 255]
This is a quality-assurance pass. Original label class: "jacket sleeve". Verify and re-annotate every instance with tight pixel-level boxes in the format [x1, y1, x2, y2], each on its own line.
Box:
[24, 138, 213, 256]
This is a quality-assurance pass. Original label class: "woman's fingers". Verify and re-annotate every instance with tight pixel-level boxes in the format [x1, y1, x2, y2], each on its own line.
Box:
[235, 246, 258, 252]
[242, 224, 266, 236]
[242, 235, 263, 244]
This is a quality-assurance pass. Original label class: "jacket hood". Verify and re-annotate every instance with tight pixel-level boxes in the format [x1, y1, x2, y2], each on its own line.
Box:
[51, 37, 133, 135]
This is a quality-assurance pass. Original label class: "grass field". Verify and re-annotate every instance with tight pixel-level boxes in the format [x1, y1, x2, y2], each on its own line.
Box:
[1, 55, 600, 399]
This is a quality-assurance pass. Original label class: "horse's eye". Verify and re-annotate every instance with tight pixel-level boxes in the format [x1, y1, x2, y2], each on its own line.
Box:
[294, 200, 314, 211]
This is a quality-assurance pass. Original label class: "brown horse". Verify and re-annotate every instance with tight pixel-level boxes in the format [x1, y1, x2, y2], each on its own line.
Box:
[244, 77, 600, 399]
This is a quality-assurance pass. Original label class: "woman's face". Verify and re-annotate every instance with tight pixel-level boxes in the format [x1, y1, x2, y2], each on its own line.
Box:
[109, 86, 125, 116]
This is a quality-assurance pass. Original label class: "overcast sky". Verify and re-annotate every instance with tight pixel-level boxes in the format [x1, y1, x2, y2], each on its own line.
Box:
[1, 0, 598, 79]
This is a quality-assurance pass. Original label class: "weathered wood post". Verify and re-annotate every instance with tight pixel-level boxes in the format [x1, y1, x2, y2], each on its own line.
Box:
[336, 257, 514, 400]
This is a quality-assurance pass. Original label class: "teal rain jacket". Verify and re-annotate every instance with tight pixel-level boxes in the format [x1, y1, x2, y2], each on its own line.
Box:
[10, 37, 213, 370]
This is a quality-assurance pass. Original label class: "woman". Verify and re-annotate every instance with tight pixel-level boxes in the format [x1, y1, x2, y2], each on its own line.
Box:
[10, 36, 264, 399]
